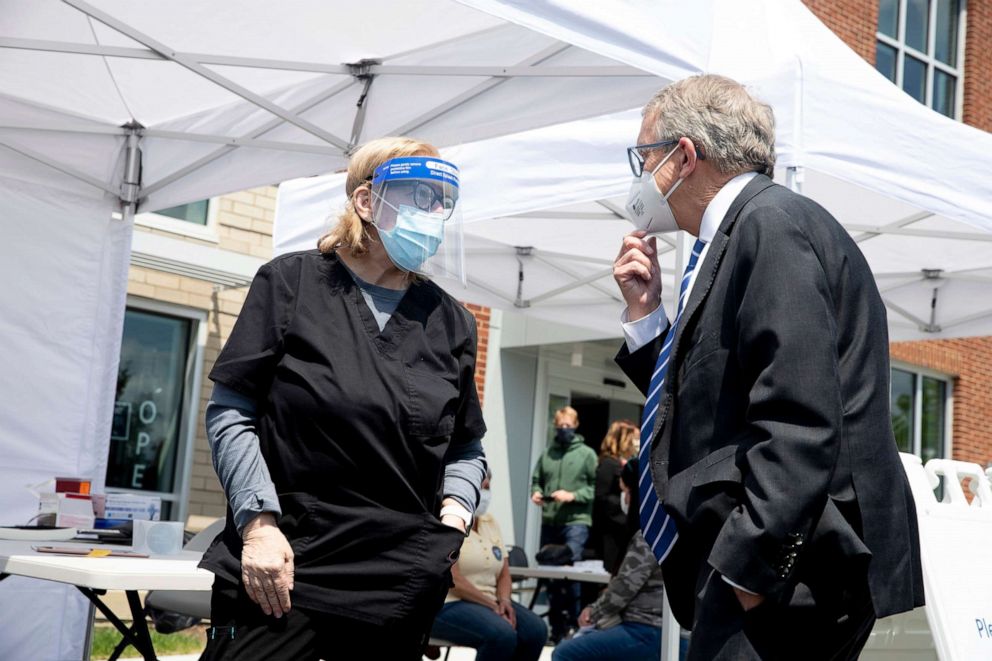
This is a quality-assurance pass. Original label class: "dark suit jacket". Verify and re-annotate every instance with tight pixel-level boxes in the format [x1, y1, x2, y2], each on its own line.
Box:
[616, 175, 924, 627]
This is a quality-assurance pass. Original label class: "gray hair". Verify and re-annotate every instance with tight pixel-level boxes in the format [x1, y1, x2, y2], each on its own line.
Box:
[643, 74, 776, 177]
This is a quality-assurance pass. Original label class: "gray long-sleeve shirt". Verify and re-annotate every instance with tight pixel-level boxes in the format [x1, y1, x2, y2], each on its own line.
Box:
[207, 267, 487, 532]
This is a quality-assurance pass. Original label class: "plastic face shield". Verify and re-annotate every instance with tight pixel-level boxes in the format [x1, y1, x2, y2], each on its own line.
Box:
[369, 156, 464, 283]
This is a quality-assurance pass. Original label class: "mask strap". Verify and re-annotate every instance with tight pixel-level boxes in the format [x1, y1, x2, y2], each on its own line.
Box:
[368, 188, 402, 228]
[649, 145, 685, 200]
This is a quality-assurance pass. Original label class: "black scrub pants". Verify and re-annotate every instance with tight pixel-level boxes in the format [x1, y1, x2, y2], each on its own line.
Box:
[199, 580, 436, 661]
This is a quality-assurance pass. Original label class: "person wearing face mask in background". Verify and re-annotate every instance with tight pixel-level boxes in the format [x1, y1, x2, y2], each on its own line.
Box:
[592, 420, 640, 576]
[198, 136, 487, 661]
[614, 75, 923, 660]
[530, 406, 598, 642]
[553, 459, 688, 661]
[430, 471, 549, 661]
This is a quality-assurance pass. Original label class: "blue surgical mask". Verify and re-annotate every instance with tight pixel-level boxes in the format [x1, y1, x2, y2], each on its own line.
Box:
[378, 204, 445, 273]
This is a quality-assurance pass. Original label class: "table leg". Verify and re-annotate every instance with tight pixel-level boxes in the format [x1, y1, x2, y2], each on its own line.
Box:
[528, 578, 548, 611]
[77, 587, 157, 661]
[82, 601, 95, 661]
[125, 590, 158, 661]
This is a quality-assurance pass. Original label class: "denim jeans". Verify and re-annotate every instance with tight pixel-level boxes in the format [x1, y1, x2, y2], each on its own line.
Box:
[540, 524, 590, 638]
[551, 621, 688, 661]
[431, 600, 548, 661]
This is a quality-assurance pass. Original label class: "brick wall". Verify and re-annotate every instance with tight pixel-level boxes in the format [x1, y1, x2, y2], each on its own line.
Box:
[463, 303, 491, 407]
[963, 0, 992, 131]
[803, 0, 878, 63]
[891, 338, 992, 466]
[806, 0, 992, 468]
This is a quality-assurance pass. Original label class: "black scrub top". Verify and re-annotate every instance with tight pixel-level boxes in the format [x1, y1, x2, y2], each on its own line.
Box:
[200, 250, 486, 626]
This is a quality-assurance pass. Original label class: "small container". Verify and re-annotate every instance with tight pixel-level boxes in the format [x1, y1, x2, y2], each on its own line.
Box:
[132, 520, 185, 556]
[55, 477, 91, 495]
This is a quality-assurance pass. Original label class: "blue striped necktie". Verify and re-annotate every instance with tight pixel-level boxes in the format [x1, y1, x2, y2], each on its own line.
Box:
[639, 238, 706, 564]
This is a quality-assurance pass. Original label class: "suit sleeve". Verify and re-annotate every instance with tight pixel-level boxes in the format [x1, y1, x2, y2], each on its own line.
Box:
[614, 321, 673, 397]
[707, 208, 842, 600]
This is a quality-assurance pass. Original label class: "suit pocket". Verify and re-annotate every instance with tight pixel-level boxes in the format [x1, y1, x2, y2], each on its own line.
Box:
[691, 445, 741, 487]
[678, 331, 721, 381]
[667, 446, 743, 539]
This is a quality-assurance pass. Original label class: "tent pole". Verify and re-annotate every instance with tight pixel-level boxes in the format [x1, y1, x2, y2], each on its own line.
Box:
[120, 122, 142, 214]
[785, 165, 804, 193]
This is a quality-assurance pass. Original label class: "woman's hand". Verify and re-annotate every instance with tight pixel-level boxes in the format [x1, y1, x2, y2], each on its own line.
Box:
[531, 491, 545, 505]
[550, 489, 575, 503]
[496, 597, 517, 629]
[241, 513, 295, 618]
[578, 606, 594, 628]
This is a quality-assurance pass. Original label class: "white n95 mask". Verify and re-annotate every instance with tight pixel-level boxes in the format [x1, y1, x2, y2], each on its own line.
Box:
[625, 146, 684, 233]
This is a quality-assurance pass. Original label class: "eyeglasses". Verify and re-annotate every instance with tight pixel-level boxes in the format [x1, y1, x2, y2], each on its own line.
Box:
[390, 181, 458, 220]
[626, 139, 678, 178]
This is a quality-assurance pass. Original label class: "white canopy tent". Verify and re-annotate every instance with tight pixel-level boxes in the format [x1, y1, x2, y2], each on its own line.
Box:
[276, 103, 992, 342]
[2, 0, 990, 658]
[0, 2, 687, 658]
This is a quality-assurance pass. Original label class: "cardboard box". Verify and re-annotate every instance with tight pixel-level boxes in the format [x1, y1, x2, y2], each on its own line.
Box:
[102, 493, 162, 522]
[38, 493, 95, 529]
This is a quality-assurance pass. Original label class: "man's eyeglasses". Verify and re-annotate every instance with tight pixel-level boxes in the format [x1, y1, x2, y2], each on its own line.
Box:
[390, 181, 458, 220]
[626, 139, 678, 178]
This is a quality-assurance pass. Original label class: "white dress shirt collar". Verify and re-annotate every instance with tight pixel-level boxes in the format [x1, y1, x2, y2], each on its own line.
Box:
[697, 171, 759, 244]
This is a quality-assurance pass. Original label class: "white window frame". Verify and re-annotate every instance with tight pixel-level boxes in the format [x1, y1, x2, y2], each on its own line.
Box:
[875, 0, 967, 119]
[106, 296, 207, 523]
[135, 197, 220, 243]
[891, 360, 954, 460]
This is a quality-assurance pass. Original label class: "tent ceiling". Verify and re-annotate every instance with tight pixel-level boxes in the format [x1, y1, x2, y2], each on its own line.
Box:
[276, 156, 992, 343]
[0, 0, 665, 213]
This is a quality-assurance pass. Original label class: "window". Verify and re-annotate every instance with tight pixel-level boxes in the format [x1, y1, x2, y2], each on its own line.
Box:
[890, 365, 951, 462]
[156, 200, 209, 226]
[876, 0, 964, 118]
[107, 303, 205, 521]
[136, 198, 217, 243]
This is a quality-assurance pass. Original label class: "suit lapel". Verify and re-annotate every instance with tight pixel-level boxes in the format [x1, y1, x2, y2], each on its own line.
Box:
[649, 175, 777, 460]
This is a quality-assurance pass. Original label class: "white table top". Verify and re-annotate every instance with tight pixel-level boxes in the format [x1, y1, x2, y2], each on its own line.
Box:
[510, 564, 611, 584]
[0, 541, 214, 592]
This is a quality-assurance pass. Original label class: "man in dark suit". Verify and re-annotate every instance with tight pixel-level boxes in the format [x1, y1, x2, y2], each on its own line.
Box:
[613, 74, 924, 659]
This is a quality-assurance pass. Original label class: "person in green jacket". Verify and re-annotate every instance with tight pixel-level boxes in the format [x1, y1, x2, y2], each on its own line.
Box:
[530, 406, 598, 642]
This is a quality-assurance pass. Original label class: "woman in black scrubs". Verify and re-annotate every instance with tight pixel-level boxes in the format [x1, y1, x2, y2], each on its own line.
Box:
[199, 137, 487, 660]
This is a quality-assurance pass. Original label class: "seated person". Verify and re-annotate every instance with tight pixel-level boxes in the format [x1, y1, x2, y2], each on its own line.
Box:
[552, 459, 688, 661]
[431, 471, 548, 661]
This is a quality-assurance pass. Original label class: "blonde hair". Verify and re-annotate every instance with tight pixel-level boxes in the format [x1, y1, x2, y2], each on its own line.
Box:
[553, 406, 580, 428]
[317, 136, 441, 255]
[643, 74, 776, 177]
[599, 420, 640, 460]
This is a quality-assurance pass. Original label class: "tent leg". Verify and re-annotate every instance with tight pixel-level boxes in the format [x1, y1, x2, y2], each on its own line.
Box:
[660, 591, 681, 660]
[786, 165, 804, 193]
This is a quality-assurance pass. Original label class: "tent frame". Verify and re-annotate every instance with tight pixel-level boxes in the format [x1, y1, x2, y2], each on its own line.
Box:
[0, 0, 652, 211]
